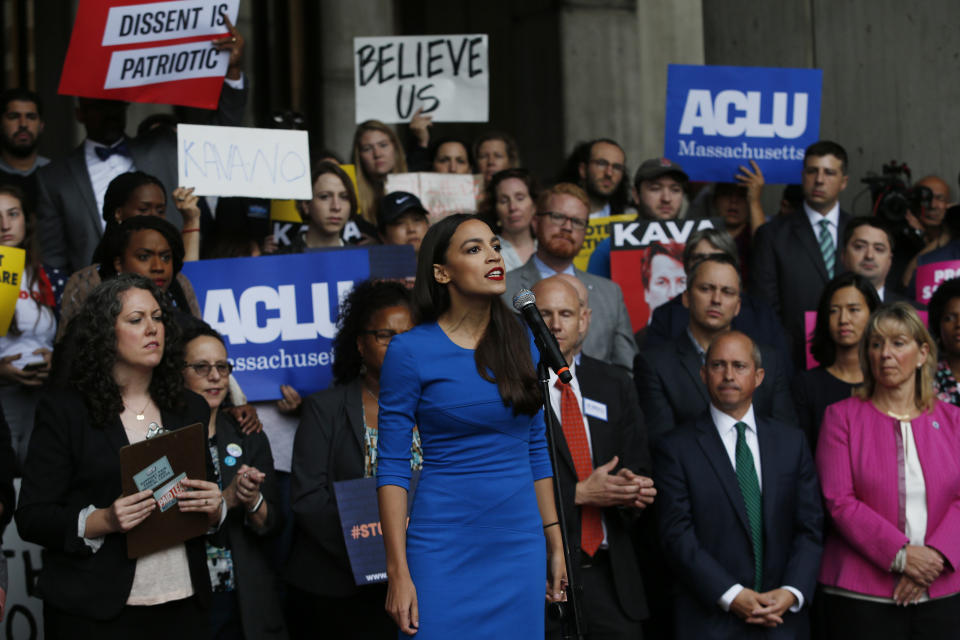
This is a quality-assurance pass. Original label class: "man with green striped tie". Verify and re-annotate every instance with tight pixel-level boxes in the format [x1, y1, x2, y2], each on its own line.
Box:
[653, 331, 823, 639]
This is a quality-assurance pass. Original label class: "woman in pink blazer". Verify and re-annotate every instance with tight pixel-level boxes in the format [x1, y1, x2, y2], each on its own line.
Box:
[817, 302, 960, 639]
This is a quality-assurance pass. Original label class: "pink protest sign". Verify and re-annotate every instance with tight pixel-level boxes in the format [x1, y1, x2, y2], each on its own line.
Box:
[916, 260, 960, 304]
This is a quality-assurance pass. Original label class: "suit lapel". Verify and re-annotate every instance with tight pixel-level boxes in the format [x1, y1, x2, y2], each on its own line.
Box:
[346, 380, 365, 450]
[757, 420, 778, 542]
[695, 419, 753, 538]
[676, 338, 710, 406]
[790, 214, 829, 281]
[577, 358, 610, 466]
[104, 415, 131, 454]
[65, 147, 102, 235]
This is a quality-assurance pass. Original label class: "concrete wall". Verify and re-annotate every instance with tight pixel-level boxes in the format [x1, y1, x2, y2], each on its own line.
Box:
[702, 0, 960, 213]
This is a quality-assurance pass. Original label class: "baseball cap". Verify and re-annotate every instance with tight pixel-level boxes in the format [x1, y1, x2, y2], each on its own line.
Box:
[378, 191, 428, 231]
[634, 157, 689, 184]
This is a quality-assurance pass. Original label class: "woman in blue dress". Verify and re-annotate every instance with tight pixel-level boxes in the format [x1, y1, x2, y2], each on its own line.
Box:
[377, 213, 566, 637]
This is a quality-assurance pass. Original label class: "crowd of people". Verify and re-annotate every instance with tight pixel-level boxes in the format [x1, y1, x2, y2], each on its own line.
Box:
[1, 25, 959, 640]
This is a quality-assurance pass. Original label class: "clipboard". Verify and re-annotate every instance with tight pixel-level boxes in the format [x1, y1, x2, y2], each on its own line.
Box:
[119, 422, 208, 559]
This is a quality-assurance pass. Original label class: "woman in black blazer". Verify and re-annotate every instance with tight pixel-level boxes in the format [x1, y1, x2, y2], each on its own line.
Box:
[791, 272, 881, 451]
[179, 319, 287, 639]
[16, 274, 223, 639]
[284, 280, 419, 639]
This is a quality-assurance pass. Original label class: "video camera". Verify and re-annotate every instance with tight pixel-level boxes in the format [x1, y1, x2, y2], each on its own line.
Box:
[861, 160, 933, 225]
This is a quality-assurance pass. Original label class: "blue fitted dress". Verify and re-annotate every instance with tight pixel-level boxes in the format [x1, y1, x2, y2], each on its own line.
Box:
[376, 322, 552, 638]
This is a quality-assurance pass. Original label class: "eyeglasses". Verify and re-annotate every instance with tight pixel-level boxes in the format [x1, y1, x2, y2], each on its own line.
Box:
[589, 158, 625, 174]
[185, 362, 233, 377]
[361, 329, 400, 346]
[537, 211, 588, 230]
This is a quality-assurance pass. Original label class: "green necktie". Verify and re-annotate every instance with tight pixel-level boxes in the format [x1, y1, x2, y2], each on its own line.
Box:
[734, 421, 764, 591]
[818, 218, 835, 277]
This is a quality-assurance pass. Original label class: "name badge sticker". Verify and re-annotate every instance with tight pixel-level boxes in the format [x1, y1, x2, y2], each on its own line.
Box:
[583, 398, 608, 422]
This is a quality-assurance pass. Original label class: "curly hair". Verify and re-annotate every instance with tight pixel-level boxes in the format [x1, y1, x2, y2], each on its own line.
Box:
[928, 277, 960, 351]
[331, 279, 412, 385]
[67, 274, 185, 428]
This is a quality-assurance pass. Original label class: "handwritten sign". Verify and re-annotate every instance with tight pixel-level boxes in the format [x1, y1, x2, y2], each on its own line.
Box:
[664, 65, 822, 183]
[385, 173, 477, 224]
[58, 0, 240, 109]
[0, 247, 25, 337]
[177, 124, 312, 199]
[334, 475, 418, 586]
[915, 261, 960, 304]
[574, 213, 635, 271]
[610, 218, 719, 332]
[354, 34, 489, 123]
[181, 247, 416, 401]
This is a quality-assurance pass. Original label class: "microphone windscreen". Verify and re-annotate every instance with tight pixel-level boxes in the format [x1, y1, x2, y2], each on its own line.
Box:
[512, 288, 536, 311]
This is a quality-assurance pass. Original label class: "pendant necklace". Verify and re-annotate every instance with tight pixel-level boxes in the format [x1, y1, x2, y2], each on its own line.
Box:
[135, 398, 149, 422]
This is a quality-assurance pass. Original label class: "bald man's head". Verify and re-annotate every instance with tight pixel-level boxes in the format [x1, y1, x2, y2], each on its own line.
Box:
[553, 273, 591, 350]
[532, 276, 585, 361]
[917, 175, 951, 229]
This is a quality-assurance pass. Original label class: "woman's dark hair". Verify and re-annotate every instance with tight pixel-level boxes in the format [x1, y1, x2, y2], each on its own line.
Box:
[0, 184, 43, 335]
[810, 272, 882, 366]
[483, 168, 540, 231]
[98, 215, 185, 280]
[101, 171, 166, 224]
[66, 274, 185, 427]
[413, 214, 540, 415]
[305, 161, 359, 221]
[332, 279, 412, 385]
[430, 137, 473, 173]
[928, 277, 960, 352]
[179, 316, 225, 349]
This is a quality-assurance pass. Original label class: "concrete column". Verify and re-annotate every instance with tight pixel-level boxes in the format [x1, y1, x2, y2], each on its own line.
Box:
[314, 0, 395, 159]
[558, 0, 704, 168]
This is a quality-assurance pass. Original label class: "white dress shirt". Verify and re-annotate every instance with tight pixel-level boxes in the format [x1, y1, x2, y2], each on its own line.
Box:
[803, 200, 840, 250]
[548, 360, 608, 548]
[84, 138, 136, 228]
[533, 253, 575, 279]
[710, 404, 804, 614]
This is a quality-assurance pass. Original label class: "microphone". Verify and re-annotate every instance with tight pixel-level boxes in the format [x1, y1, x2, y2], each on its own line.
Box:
[512, 288, 573, 383]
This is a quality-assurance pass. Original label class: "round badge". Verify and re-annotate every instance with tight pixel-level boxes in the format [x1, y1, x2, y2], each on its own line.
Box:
[226, 443, 243, 457]
[224, 455, 237, 467]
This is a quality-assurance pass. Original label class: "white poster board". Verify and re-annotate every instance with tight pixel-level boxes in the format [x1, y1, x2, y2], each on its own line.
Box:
[354, 34, 489, 124]
[385, 173, 478, 224]
[177, 124, 312, 199]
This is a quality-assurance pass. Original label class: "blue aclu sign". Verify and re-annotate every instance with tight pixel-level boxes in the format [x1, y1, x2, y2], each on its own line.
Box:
[664, 64, 822, 183]
[181, 246, 415, 401]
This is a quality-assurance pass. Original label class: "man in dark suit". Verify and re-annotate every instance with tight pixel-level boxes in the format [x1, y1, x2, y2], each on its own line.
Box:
[533, 276, 655, 639]
[751, 140, 851, 366]
[642, 227, 792, 369]
[635, 254, 796, 444]
[35, 27, 248, 272]
[503, 182, 636, 373]
[654, 331, 822, 639]
[840, 216, 926, 308]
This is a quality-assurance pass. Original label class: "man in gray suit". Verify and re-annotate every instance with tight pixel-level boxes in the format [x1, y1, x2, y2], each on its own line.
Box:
[35, 25, 248, 272]
[502, 182, 637, 373]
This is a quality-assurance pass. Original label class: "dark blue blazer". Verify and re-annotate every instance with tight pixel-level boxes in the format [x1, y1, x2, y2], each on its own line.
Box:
[654, 413, 823, 640]
[642, 293, 793, 372]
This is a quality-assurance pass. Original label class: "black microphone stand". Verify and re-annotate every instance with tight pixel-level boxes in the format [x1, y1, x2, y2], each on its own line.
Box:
[537, 356, 586, 640]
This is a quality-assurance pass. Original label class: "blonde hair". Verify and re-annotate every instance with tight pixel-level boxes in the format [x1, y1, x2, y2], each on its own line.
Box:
[855, 302, 938, 411]
[352, 120, 408, 225]
[535, 182, 590, 215]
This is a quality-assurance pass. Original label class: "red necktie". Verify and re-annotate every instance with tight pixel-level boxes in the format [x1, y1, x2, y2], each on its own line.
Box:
[556, 379, 603, 556]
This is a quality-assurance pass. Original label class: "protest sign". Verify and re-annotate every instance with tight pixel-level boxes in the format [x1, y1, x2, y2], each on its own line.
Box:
[610, 218, 720, 332]
[59, 0, 240, 109]
[354, 34, 489, 123]
[664, 65, 822, 183]
[915, 260, 960, 304]
[574, 213, 635, 271]
[0, 247, 25, 337]
[334, 474, 418, 586]
[177, 124, 312, 199]
[2, 481, 44, 640]
[385, 173, 477, 224]
[181, 246, 415, 401]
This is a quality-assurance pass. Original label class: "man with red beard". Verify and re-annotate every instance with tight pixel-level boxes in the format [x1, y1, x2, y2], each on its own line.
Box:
[502, 182, 637, 373]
